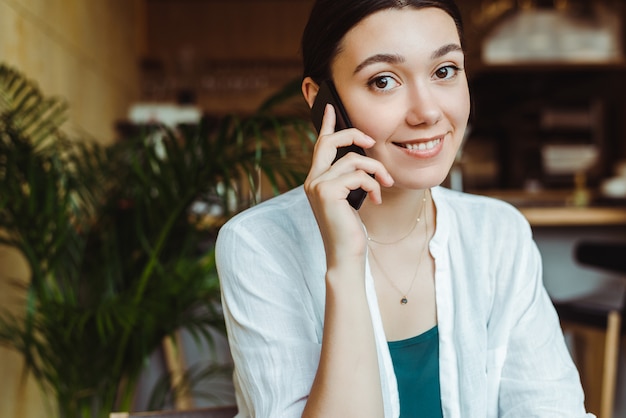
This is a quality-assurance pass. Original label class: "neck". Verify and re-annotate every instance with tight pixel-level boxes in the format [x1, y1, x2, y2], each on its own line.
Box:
[360, 187, 434, 243]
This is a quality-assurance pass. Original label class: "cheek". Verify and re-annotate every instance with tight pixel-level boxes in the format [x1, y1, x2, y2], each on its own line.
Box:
[455, 85, 472, 125]
[457, 94, 471, 126]
[348, 103, 399, 141]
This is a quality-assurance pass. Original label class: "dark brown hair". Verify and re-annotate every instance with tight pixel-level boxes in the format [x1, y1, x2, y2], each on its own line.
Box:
[301, 0, 464, 84]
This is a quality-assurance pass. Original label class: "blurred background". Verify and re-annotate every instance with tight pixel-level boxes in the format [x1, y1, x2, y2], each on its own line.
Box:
[3, 0, 626, 188]
[1, 0, 626, 417]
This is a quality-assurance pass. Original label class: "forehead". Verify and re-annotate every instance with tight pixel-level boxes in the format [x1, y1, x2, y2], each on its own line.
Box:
[334, 7, 461, 69]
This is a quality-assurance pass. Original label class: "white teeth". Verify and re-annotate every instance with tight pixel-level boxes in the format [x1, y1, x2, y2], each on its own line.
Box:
[404, 138, 440, 151]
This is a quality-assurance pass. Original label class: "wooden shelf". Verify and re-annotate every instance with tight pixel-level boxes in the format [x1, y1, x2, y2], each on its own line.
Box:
[469, 61, 626, 76]
[475, 189, 626, 226]
[519, 206, 626, 227]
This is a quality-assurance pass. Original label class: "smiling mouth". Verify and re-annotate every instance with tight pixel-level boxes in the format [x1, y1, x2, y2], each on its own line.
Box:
[394, 138, 441, 151]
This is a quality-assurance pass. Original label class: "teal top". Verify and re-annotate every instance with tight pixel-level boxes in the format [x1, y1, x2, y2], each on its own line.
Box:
[387, 325, 443, 418]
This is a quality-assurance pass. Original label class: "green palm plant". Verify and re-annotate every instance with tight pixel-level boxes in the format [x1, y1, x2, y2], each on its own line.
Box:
[0, 64, 314, 418]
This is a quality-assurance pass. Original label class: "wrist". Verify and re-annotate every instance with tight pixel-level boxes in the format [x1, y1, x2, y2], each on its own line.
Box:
[325, 256, 367, 288]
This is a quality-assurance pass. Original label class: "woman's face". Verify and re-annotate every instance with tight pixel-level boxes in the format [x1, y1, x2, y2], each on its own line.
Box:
[330, 7, 470, 190]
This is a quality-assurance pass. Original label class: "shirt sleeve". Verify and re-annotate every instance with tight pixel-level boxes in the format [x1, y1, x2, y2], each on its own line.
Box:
[216, 217, 322, 418]
[496, 221, 595, 417]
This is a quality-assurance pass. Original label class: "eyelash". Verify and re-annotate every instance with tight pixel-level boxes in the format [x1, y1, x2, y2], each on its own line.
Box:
[435, 64, 463, 80]
[367, 75, 397, 91]
[366, 64, 464, 92]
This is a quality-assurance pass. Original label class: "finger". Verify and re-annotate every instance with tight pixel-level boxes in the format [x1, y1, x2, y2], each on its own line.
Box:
[327, 152, 394, 187]
[305, 149, 394, 203]
[309, 129, 376, 179]
[311, 170, 385, 208]
[342, 170, 385, 205]
[318, 105, 375, 150]
[319, 103, 337, 136]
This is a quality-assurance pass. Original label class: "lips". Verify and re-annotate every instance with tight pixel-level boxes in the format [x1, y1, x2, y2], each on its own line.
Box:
[394, 137, 442, 151]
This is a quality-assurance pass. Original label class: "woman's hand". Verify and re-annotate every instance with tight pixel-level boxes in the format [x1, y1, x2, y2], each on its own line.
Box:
[303, 103, 390, 418]
[304, 104, 394, 267]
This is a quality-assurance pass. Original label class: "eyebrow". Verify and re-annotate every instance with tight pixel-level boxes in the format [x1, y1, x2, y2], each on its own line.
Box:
[353, 43, 463, 75]
[353, 53, 404, 74]
[431, 43, 463, 59]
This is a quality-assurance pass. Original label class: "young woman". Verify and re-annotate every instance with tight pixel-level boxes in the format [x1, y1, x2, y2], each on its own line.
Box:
[216, 0, 592, 416]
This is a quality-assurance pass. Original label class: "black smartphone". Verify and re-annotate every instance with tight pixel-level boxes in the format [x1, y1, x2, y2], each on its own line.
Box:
[310, 80, 368, 210]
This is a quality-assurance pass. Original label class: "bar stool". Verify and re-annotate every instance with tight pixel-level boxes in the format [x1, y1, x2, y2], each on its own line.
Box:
[553, 241, 626, 418]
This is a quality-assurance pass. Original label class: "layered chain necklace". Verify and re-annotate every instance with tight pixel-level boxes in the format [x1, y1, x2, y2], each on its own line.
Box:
[367, 189, 430, 305]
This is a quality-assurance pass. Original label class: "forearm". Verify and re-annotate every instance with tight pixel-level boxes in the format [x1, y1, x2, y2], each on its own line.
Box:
[303, 261, 383, 418]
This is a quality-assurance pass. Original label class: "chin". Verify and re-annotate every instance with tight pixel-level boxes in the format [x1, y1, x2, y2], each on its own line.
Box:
[402, 165, 453, 190]
[393, 174, 447, 191]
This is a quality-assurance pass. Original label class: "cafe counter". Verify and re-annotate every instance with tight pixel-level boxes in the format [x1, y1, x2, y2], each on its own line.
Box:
[477, 189, 626, 226]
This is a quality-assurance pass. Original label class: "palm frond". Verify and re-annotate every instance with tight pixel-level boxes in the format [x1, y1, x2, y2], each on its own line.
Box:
[0, 65, 314, 418]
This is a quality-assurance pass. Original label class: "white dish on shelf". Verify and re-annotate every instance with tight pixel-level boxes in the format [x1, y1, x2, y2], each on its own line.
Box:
[541, 144, 599, 175]
[601, 176, 626, 199]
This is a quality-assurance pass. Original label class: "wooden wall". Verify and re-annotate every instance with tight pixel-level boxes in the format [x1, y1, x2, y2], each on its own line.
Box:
[141, 0, 314, 114]
[146, 0, 312, 61]
[0, 0, 144, 143]
[0, 1, 144, 417]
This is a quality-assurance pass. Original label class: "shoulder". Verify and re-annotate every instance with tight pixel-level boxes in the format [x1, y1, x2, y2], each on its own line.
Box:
[216, 186, 318, 257]
[433, 187, 531, 239]
[215, 187, 326, 314]
[431, 187, 535, 264]
[433, 187, 523, 219]
[219, 186, 312, 237]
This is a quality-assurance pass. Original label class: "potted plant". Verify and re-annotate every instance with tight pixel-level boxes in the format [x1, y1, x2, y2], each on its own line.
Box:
[0, 64, 313, 418]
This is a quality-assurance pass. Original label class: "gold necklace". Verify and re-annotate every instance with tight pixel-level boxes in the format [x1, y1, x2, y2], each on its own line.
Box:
[367, 190, 430, 305]
[366, 190, 427, 245]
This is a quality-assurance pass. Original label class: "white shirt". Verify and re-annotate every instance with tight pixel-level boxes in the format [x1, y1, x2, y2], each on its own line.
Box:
[216, 186, 593, 417]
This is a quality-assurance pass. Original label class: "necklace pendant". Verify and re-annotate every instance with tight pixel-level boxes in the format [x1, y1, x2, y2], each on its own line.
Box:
[400, 297, 408, 305]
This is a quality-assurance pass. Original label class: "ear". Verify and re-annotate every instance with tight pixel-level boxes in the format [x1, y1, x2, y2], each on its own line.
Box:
[302, 77, 320, 109]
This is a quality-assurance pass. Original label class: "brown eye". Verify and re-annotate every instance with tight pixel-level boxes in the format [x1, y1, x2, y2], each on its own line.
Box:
[435, 67, 450, 79]
[368, 75, 399, 91]
[434, 65, 460, 80]
[374, 77, 389, 89]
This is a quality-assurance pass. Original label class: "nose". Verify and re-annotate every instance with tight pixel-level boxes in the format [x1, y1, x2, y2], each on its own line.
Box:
[404, 84, 442, 127]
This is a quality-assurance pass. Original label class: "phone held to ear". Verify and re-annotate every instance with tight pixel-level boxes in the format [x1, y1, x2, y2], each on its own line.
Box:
[310, 80, 368, 210]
